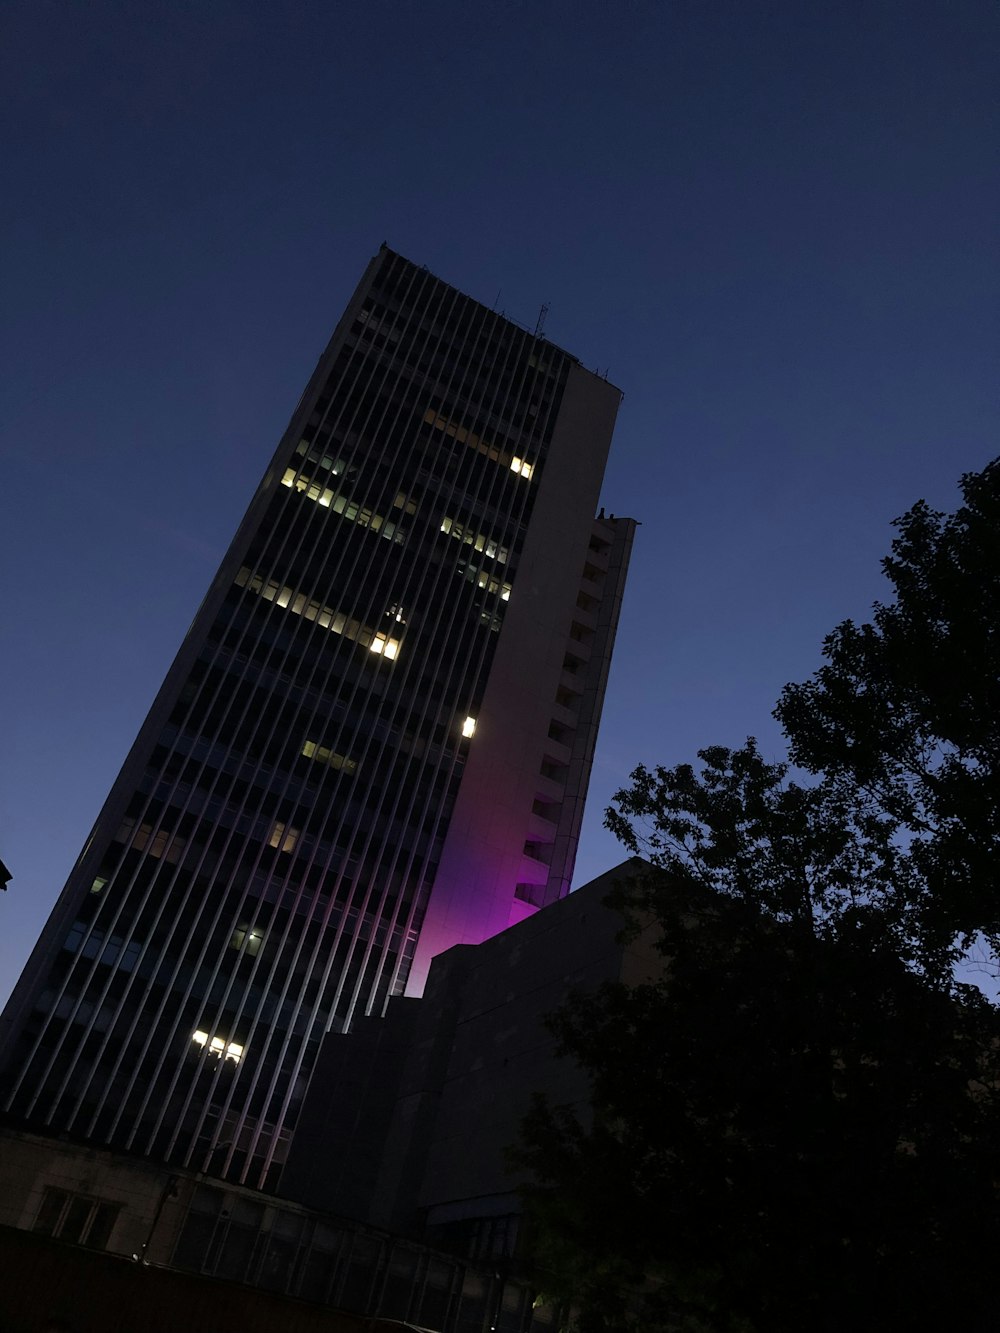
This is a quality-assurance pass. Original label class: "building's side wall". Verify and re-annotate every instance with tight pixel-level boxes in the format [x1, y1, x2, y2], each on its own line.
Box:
[278, 1000, 421, 1217]
[406, 369, 624, 996]
[542, 514, 637, 903]
[406, 865, 650, 1229]
[361, 946, 477, 1231]
[342, 862, 658, 1240]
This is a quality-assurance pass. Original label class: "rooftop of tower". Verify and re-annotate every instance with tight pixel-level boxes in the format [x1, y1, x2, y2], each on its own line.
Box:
[379, 243, 624, 398]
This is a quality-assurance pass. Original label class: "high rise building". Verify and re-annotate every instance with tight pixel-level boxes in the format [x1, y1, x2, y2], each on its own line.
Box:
[1, 247, 634, 1190]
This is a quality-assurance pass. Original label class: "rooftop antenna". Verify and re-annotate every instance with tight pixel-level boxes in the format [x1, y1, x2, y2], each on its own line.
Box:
[493, 289, 501, 310]
[534, 303, 549, 338]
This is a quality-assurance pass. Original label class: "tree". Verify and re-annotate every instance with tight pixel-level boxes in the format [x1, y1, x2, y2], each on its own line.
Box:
[776, 457, 1000, 975]
[514, 459, 1000, 1331]
[516, 751, 1000, 1331]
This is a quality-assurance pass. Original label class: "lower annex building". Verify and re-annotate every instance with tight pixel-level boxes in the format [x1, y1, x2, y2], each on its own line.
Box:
[0, 246, 635, 1190]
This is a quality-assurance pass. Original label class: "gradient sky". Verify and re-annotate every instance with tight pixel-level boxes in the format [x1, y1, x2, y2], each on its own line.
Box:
[2, 0, 997, 1009]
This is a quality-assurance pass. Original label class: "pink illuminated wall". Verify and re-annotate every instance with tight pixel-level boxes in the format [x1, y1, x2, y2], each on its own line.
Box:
[407, 366, 634, 997]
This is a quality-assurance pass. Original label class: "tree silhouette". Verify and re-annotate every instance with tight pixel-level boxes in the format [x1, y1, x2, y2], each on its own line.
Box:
[515, 458, 1000, 1332]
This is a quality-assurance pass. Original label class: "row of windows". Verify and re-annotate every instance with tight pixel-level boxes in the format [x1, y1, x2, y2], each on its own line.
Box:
[320, 357, 536, 489]
[356, 304, 402, 343]
[280, 466, 410, 544]
[361, 292, 561, 388]
[423, 408, 534, 479]
[234, 566, 402, 661]
[301, 739, 357, 774]
[458, 563, 511, 602]
[439, 515, 509, 563]
[63, 922, 143, 973]
[192, 629, 482, 767]
[358, 314, 555, 443]
[301, 379, 528, 544]
[63, 874, 409, 1009]
[121, 746, 454, 891]
[155, 692, 462, 826]
[34, 1186, 120, 1251]
[159, 686, 460, 804]
[170, 1177, 553, 1328]
[192, 1028, 244, 1062]
[120, 817, 184, 864]
[365, 268, 565, 404]
[292, 437, 350, 477]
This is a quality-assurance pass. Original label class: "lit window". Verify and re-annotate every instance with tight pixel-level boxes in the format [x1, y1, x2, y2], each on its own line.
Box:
[90, 877, 108, 895]
[269, 822, 299, 853]
[301, 740, 357, 774]
[370, 634, 399, 660]
[192, 1030, 243, 1062]
[510, 457, 533, 480]
[462, 716, 477, 738]
[230, 925, 263, 956]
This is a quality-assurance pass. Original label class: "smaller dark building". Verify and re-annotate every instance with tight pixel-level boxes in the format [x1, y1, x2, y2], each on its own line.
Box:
[0, 1124, 553, 1333]
[281, 860, 658, 1252]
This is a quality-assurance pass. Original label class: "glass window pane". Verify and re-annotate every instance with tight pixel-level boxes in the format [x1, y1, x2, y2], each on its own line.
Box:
[85, 1202, 119, 1250]
[59, 1196, 93, 1245]
[33, 1187, 68, 1236]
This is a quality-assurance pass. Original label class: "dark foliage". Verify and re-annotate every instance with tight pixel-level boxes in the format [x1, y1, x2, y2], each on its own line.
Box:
[515, 460, 1000, 1331]
[777, 458, 1000, 974]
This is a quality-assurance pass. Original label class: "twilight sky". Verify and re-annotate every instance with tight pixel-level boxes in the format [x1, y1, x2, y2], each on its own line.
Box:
[2, 0, 997, 1009]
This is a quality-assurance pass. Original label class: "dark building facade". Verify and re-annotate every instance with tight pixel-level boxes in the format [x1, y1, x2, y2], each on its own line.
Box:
[281, 861, 659, 1250]
[1, 247, 634, 1190]
[0, 1125, 557, 1333]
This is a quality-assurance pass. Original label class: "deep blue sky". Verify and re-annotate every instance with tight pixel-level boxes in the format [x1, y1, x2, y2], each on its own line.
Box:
[2, 0, 997, 1008]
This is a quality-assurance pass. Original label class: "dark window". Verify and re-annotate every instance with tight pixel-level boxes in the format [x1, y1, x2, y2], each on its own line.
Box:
[33, 1186, 121, 1250]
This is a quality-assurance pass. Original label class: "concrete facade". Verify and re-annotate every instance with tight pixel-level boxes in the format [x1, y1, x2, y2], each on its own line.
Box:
[0, 1124, 556, 1333]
